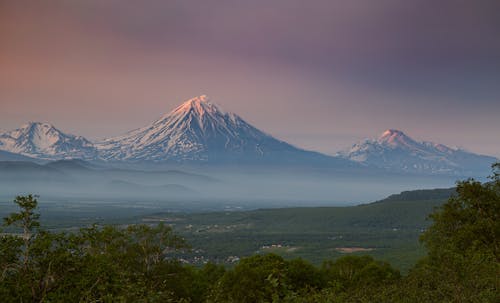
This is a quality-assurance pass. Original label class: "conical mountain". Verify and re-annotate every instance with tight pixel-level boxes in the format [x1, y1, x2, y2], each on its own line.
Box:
[97, 95, 349, 165]
[339, 129, 497, 175]
[0, 122, 97, 160]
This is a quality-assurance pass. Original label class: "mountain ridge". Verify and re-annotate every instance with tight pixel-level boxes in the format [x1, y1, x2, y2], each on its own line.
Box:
[0, 122, 97, 160]
[339, 129, 496, 175]
[0, 97, 496, 175]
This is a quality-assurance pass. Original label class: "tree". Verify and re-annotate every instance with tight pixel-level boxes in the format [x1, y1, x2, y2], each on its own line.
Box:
[422, 163, 500, 261]
[211, 254, 289, 303]
[322, 256, 401, 292]
[0, 195, 192, 302]
[65, 223, 190, 302]
[403, 162, 500, 302]
[3, 195, 40, 270]
[191, 262, 226, 303]
[286, 258, 322, 291]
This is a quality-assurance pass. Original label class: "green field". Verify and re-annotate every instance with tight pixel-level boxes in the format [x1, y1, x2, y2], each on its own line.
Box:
[144, 188, 454, 271]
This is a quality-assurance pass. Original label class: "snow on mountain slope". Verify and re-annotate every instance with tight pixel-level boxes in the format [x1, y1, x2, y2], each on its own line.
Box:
[0, 122, 97, 160]
[97, 95, 344, 164]
[339, 129, 497, 175]
[4, 100, 493, 174]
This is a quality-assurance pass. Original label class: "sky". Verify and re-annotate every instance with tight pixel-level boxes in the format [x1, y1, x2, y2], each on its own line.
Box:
[1, 0, 499, 157]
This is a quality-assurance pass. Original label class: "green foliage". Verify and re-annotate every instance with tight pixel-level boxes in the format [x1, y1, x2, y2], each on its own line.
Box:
[166, 188, 450, 272]
[0, 196, 194, 302]
[3, 195, 40, 270]
[191, 263, 226, 302]
[211, 254, 289, 303]
[422, 172, 499, 261]
[4, 194, 40, 232]
[285, 258, 322, 291]
[0, 164, 498, 302]
[402, 162, 500, 302]
[322, 255, 400, 292]
[208, 254, 402, 303]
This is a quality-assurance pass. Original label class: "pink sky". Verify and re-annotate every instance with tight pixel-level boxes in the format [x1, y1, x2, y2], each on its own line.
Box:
[1, 1, 499, 157]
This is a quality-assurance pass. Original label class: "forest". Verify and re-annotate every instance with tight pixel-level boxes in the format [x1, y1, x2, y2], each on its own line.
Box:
[0, 164, 498, 302]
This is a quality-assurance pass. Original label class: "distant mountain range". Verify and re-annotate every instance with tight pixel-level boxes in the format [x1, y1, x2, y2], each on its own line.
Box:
[0, 122, 97, 160]
[0, 96, 496, 176]
[0, 158, 215, 201]
[338, 129, 497, 175]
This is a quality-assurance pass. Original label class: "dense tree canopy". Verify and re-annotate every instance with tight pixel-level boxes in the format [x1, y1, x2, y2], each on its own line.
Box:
[0, 163, 498, 302]
[404, 162, 500, 302]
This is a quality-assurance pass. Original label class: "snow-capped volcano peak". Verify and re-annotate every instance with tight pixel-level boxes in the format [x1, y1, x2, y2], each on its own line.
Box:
[377, 129, 418, 148]
[0, 122, 97, 160]
[96, 95, 338, 164]
[379, 129, 406, 141]
[339, 129, 497, 175]
[172, 95, 223, 116]
[161, 95, 239, 128]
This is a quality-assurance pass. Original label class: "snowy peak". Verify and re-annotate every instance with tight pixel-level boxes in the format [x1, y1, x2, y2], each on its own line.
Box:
[20, 122, 53, 132]
[379, 129, 408, 142]
[379, 129, 406, 139]
[377, 129, 420, 149]
[340, 129, 497, 175]
[154, 95, 239, 134]
[0, 122, 97, 160]
[172, 95, 224, 117]
[96, 95, 342, 165]
[97, 95, 284, 162]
